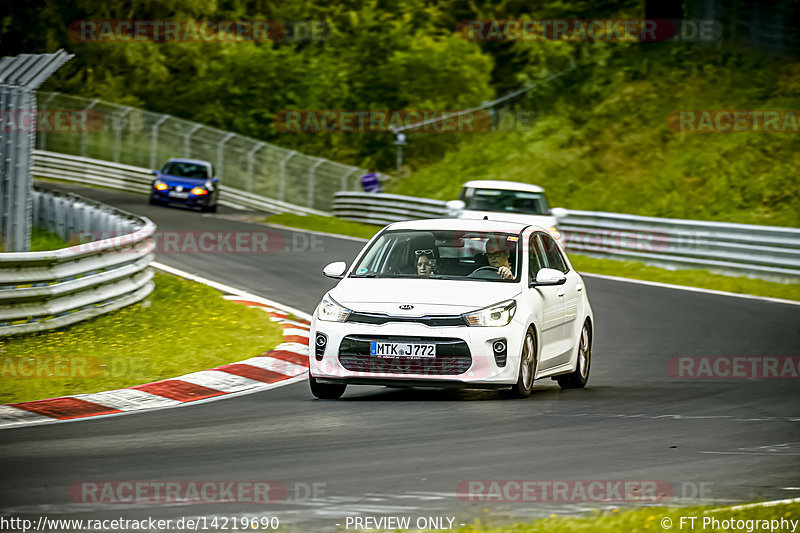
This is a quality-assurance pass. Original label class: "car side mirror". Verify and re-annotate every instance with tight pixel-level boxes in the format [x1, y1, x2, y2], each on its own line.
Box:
[445, 200, 466, 216]
[323, 261, 348, 279]
[151, 170, 158, 176]
[550, 207, 568, 218]
[531, 267, 567, 287]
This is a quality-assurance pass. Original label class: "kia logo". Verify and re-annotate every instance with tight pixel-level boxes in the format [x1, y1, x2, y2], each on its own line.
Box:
[399, 304, 414, 310]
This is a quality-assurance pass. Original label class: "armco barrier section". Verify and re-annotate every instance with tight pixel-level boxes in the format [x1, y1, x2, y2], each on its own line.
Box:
[32, 150, 329, 216]
[0, 186, 156, 336]
[333, 191, 448, 225]
[332, 192, 800, 281]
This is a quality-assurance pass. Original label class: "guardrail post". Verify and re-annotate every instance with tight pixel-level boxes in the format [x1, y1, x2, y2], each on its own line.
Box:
[279, 150, 297, 203]
[183, 124, 202, 158]
[113, 107, 132, 163]
[246, 142, 265, 193]
[150, 115, 169, 170]
[308, 159, 324, 208]
[79, 99, 99, 157]
[217, 132, 234, 180]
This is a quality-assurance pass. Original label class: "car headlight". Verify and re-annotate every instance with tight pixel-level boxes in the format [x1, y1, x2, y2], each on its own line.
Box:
[317, 295, 351, 322]
[191, 187, 208, 196]
[154, 180, 168, 191]
[463, 299, 516, 327]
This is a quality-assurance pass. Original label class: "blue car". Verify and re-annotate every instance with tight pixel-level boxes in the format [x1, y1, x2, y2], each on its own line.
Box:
[149, 158, 219, 212]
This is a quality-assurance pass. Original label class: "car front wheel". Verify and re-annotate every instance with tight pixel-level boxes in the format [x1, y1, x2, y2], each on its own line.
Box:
[501, 327, 536, 399]
[309, 376, 346, 399]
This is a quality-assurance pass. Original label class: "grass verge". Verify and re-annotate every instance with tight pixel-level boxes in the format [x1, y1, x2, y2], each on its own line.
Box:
[570, 254, 800, 302]
[261, 214, 799, 302]
[448, 500, 799, 533]
[29, 228, 67, 252]
[0, 272, 284, 404]
[265, 212, 382, 240]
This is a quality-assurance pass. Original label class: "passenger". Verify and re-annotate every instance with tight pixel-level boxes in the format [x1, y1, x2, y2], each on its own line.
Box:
[415, 249, 436, 277]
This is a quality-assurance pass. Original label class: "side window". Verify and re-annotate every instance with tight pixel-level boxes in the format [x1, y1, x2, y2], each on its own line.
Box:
[528, 235, 546, 277]
[539, 233, 568, 273]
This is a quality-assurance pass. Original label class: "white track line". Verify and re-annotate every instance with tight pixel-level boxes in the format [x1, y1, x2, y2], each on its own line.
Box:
[580, 272, 800, 306]
[152, 261, 313, 320]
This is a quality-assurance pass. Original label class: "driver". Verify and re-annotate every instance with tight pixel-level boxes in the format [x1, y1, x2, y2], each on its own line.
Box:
[485, 237, 514, 279]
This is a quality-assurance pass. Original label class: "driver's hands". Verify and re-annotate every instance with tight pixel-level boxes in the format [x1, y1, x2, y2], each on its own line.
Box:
[498, 266, 513, 279]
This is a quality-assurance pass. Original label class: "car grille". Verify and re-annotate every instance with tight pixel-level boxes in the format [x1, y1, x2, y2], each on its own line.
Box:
[338, 335, 471, 375]
[346, 312, 467, 327]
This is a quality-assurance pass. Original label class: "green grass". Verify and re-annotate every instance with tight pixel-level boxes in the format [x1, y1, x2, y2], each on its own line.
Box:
[387, 49, 800, 228]
[260, 214, 799, 302]
[0, 272, 284, 403]
[29, 228, 67, 252]
[445, 501, 799, 533]
[570, 254, 800, 302]
[265, 212, 383, 240]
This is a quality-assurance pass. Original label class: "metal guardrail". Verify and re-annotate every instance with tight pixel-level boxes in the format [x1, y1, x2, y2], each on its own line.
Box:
[333, 191, 448, 225]
[0, 186, 155, 336]
[332, 191, 800, 281]
[32, 150, 329, 216]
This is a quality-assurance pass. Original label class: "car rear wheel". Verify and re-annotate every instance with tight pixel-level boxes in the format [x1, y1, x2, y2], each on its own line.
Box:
[556, 320, 591, 389]
[501, 327, 536, 399]
[309, 376, 346, 399]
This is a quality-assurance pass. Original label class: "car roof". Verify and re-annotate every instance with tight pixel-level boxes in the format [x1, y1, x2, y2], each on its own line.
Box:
[462, 180, 545, 193]
[166, 158, 212, 167]
[385, 218, 535, 233]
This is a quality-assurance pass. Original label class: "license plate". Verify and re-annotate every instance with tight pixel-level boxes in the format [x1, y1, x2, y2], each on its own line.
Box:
[370, 342, 435, 358]
[169, 191, 189, 198]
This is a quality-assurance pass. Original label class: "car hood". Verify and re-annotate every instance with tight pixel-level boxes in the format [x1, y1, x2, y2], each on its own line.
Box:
[157, 174, 207, 187]
[330, 278, 521, 315]
[459, 210, 557, 228]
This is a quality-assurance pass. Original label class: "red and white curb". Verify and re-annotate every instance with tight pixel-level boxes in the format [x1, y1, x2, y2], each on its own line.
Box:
[0, 263, 313, 430]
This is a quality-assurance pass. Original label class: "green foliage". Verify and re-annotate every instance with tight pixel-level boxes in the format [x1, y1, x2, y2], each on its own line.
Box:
[389, 46, 800, 227]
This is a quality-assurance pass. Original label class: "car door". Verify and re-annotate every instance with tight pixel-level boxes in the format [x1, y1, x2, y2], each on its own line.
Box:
[528, 233, 566, 370]
[538, 232, 580, 366]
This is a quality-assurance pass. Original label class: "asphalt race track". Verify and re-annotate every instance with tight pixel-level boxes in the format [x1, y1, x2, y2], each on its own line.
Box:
[1, 182, 799, 531]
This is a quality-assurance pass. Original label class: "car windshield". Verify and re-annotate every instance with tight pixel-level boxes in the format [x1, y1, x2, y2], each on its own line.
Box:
[350, 230, 521, 282]
[462, 188, 549, 215]
[161, 162, 209, 179]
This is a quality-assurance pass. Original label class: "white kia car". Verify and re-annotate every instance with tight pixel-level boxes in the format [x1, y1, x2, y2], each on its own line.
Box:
[445, 180, 567, 238]
[308, 219, 593, 399]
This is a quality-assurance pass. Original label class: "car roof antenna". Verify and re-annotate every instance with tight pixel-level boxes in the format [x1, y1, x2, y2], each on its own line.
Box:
[483, 216, 488, 220]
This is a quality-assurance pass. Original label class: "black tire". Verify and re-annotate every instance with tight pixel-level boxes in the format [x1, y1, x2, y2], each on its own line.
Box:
[207, 203, 218, 213]
[149, 197, 162, 206]
[557, 320, 592, 389]
[501, 327, 537, 399]
[309, 376, 346, 399]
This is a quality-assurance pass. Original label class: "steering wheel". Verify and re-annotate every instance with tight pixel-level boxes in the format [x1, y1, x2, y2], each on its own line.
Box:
[468, 266, 500, 278]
